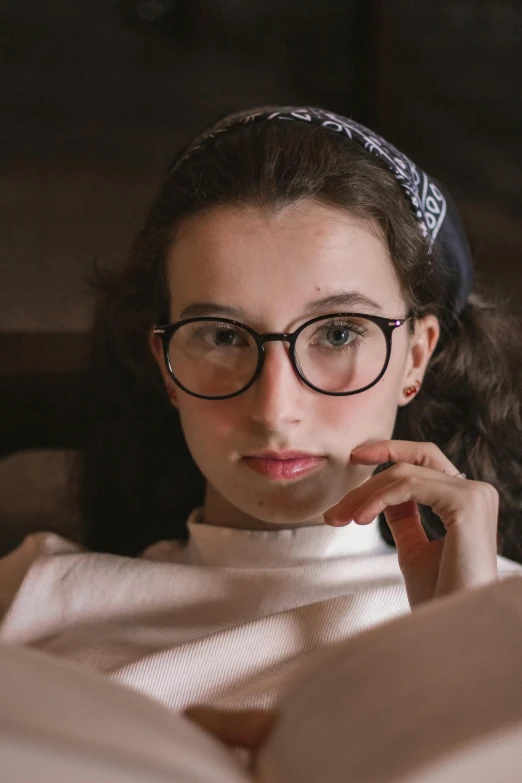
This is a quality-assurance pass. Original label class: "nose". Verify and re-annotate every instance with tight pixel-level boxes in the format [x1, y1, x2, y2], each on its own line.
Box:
[248, 341, 305, 429]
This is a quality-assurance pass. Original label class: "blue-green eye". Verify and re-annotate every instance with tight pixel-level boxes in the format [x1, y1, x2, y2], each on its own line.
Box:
[326, 326, 350, 346]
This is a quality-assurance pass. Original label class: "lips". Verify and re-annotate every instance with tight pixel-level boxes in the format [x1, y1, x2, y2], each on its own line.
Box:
[241, 451, 326, 481]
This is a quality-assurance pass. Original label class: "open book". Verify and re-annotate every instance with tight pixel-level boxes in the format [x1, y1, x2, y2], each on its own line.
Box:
[2, 576, 522, 783]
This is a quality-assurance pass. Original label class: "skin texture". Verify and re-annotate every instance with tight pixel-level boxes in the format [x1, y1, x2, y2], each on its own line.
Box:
[151, 200, 439, 531]
[150, 199, 499, 757]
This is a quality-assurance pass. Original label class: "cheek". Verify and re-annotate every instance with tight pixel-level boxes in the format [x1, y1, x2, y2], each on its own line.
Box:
[176, 398, 237, 455]
[318, 372, 401, 437]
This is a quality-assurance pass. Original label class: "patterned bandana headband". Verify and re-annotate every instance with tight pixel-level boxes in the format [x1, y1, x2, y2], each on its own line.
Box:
[168, 106, 473, 314]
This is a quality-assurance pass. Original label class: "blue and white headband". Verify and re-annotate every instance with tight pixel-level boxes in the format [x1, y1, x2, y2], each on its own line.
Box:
[168, 106, 473, 314]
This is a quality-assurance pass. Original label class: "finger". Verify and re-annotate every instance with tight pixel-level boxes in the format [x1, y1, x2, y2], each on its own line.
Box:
[350, 440, 457, 474]
[382, 499, 430, 553]
[183, 706, 279, 749]
[330, 471, 467, 534]
[436, 486, 499, 595]
[347, 474, 461, 529]
[344, 473, 497, 586]
[325, 463, 450, 525]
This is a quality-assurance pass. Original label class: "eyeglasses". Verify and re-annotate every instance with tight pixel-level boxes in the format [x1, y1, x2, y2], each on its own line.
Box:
[153, 312, 413, 400]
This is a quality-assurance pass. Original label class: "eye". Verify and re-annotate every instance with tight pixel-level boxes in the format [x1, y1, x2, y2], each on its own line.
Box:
[214, 328, 238, 346]
[325, 325, 351, 347]
[310, 319, 367, 348]
[189, 322, 251, 350]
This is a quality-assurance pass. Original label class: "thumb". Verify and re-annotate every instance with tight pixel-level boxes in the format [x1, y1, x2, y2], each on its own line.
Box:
[183, 706, 279, 749]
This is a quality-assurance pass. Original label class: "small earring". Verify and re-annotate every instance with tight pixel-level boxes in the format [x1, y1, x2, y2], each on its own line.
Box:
[168, 389, 177, 403]
[404, 380, 421, 398]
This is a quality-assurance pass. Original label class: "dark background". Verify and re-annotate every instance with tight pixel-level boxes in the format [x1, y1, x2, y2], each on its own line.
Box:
[0, 0, 521, 550]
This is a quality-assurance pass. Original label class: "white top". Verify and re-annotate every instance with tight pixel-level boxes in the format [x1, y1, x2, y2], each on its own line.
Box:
[0, 510, 520, 719]
[4, 578, 522, 783]
[145, 507, 396, 566]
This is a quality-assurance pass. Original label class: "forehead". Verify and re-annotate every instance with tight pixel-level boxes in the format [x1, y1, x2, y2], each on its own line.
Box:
[165, 201, 405, 323]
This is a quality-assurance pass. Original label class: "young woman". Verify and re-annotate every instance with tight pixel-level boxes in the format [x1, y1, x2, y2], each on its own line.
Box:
[1, 106, 521, 761]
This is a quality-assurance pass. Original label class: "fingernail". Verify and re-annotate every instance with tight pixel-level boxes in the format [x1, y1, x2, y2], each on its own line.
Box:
[324, 514, 342, 526]
[324, 515, 352, 526]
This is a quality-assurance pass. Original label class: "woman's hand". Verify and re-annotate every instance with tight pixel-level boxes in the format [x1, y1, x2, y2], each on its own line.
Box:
[182, 705, 279, 773]
[183, 705, 278, 751]
[324, 440, 499, 606]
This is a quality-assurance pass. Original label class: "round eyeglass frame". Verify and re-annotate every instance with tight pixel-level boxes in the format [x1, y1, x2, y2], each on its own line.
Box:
[153, 312, 414, 400]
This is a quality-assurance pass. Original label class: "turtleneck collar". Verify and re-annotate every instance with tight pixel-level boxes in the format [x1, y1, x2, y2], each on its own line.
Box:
[158, 508, 394, 568]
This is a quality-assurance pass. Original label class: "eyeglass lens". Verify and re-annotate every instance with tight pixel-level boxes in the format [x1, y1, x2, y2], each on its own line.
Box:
[167, 316, 388, 397]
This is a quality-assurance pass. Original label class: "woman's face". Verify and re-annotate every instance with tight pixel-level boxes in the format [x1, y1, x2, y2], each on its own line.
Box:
[152, 200, 439, 529]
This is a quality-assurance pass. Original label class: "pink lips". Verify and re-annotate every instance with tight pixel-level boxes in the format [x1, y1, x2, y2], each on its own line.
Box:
[242, 451, 326, 481]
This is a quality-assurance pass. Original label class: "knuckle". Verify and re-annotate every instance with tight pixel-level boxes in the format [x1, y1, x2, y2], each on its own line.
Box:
[390, 461, 409, 476]
[413, 442, 440, 467]
[481, 481, 499, 504]
[425, 441, 439, 456]
[469, 481, 499, 510]
[403, 474, 417, 491]
[390, 464, 416, 489]
[425, 441, 438, 455]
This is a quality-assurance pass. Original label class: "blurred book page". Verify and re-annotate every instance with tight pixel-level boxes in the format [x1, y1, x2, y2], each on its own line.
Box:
[401, 722, 522, 783]
[3, 577, 522, 783]
[0, 643, 253, 783]
[255, 576, 522, 783]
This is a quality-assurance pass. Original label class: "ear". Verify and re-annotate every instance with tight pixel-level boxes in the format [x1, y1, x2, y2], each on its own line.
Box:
[397, 315, 440, 407]
[149, 331, 178, 408]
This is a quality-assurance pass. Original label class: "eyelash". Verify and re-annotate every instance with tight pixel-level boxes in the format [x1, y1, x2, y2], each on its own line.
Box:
[194, 318, 369, 343]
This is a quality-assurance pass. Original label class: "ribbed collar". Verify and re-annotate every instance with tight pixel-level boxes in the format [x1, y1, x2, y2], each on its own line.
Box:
[146, 508, 394, 568]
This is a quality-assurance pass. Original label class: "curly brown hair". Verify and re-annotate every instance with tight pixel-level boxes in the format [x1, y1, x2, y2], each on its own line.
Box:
[76, 120, 522, 561]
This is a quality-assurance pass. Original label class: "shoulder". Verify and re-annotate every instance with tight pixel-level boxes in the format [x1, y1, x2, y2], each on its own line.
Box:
[0, 532, 84, 617]
[140, 539, 189, 562]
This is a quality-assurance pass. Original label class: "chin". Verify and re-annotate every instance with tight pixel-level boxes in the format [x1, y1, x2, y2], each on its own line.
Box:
[203, 460, 370, 526]
[231, 485, 336, 526]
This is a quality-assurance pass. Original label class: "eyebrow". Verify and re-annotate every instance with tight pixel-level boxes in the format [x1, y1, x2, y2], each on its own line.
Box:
[180, 291, 384, 320]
